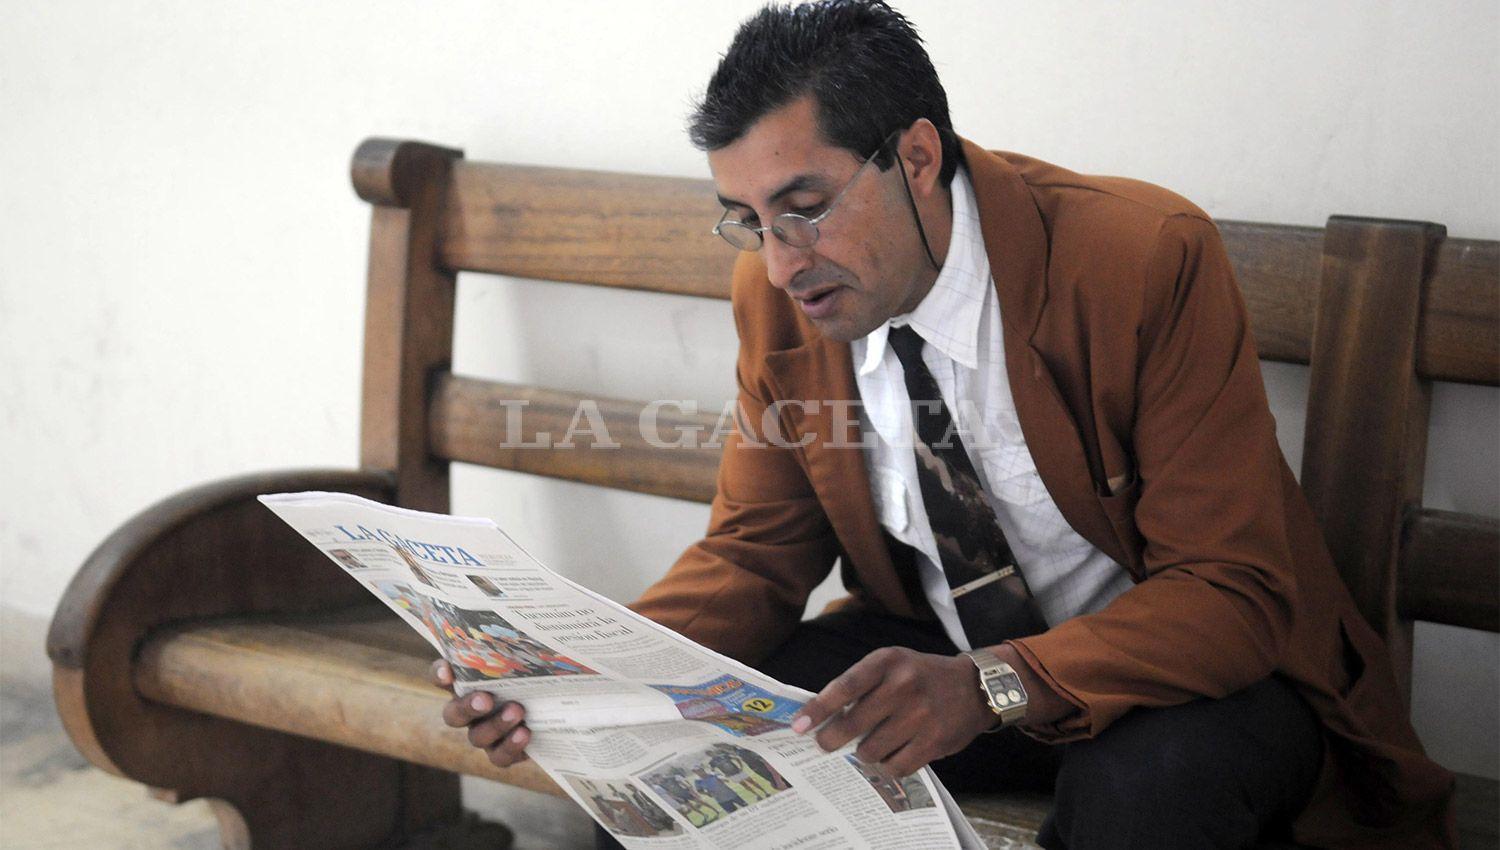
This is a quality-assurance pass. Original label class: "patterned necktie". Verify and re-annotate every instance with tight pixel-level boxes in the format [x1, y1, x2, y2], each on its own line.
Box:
[886, 324, 1049, 647]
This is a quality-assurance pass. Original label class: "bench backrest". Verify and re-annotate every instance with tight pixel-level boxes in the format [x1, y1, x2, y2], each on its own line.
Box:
[350, 138, 1500, 696]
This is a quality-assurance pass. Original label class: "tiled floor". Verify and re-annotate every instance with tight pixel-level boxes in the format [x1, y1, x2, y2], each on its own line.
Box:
[0, 607, 593, 849]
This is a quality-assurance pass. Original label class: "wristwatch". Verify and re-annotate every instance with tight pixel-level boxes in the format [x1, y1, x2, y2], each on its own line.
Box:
[962, 648, 1028, 727]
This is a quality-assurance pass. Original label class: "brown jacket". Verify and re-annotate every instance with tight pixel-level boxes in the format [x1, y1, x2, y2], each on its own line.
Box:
[631, 138, 1455, 848]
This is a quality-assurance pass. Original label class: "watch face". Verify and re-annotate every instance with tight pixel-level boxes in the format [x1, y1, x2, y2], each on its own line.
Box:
[984, 672, 1024, 707]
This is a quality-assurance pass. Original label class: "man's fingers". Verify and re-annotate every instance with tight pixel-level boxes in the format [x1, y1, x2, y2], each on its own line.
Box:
[467, 714, 508, 749]
[429, 659, 454, 689]
[486, 724, 532, 768]
[441, 691, 507, 728]
[466, 703, 523, 749]
[463, 701, 520, 744]
[850, 714, 909, 766]
[877, 740, 927, 780]
[792, 649, 893, 734]
[436, 688, 531, 767]
[450, 691, 495, 726]
[816, 680, 897, 752]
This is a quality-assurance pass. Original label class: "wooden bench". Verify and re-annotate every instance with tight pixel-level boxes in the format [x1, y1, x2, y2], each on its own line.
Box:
[47, 138, 1500, 849]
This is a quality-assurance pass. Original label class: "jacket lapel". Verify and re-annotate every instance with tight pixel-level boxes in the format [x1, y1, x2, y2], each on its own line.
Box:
[961, 139, 1135, 575]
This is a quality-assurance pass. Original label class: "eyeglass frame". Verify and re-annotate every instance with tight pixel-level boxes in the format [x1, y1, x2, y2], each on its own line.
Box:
[710, 129, 901, 253]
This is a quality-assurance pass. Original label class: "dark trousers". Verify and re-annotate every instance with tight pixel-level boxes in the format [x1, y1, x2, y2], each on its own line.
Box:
[761, 608, 1324, 850]
[596, 608, 1323, 849]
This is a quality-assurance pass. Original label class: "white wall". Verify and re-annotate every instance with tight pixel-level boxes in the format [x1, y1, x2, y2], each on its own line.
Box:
[2, 0, 1495, 779]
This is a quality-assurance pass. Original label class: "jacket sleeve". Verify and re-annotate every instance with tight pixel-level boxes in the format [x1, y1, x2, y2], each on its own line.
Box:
[1008, 213, 1303, 741]
[629, 298, 840, 665]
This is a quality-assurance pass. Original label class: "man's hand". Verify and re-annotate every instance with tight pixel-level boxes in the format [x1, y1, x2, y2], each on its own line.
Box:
[431, 659, 532, 768]
[788, 646, 997, 779]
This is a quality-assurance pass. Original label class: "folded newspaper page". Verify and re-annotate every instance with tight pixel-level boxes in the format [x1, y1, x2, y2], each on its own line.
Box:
[260, 492, 985, 849]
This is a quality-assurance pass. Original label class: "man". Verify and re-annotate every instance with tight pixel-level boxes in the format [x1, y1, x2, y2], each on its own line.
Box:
[695, 766, 749, 817]
[435, 2, 1455, 847]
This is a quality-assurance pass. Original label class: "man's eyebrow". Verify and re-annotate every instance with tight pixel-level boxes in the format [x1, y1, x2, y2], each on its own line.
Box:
[717, 174, 827, 211]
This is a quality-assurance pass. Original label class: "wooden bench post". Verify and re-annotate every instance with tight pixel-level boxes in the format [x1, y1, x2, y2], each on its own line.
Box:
[1301, 216, 1445, 699]
[353, 138, 463, 514]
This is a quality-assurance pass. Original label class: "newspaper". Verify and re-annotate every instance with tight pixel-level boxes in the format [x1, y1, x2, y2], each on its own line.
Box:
[260, 491, 984, 850]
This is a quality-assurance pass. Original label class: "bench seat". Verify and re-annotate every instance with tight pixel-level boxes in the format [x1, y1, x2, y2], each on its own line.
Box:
[134, 607, 558, 796]
[135, 606, 1058, 848]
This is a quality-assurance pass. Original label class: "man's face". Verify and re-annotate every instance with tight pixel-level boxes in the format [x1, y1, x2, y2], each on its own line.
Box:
[707, 96, 934, 342]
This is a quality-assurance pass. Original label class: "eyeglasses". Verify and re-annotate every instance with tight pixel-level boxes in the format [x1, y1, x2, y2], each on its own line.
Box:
[712, 130, 899, 252]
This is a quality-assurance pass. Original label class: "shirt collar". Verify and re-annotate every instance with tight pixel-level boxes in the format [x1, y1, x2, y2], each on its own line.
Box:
[857, 166, 991, 375]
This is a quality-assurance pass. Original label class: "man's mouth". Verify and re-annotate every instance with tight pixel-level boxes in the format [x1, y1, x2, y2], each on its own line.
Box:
[794, 286, 842, 319]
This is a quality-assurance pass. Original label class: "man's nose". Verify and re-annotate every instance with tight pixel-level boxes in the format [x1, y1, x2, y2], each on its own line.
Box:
[762, 233, 814, 292]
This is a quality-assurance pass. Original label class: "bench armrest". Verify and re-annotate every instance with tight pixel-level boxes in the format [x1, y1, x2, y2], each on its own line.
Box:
[46, 467, 394, 778]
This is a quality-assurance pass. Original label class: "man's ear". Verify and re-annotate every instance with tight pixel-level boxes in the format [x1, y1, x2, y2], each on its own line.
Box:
[900, 118, 944, 198]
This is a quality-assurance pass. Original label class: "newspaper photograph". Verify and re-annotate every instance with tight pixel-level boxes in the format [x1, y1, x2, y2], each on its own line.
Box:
[260, 491, 984, 849]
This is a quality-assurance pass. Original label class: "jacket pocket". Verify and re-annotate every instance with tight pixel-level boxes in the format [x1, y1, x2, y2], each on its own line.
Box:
[1097, 469, 1145, 579]
[1334, 612, 1374, 706]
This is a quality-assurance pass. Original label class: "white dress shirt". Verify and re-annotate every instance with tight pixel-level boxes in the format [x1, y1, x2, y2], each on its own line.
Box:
[851, 167, 1136, 650]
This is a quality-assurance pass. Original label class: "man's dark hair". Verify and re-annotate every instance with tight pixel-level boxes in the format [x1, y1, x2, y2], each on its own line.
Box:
[689, 0, 960, 187]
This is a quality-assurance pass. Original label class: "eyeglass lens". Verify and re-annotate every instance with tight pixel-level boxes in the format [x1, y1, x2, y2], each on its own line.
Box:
[719, 214, 820, 252]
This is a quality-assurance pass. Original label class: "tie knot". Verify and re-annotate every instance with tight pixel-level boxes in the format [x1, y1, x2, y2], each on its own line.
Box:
[887, 324, 926, 372]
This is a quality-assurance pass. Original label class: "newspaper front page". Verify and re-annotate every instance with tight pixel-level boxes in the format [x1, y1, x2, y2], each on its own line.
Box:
[260, 492, 983, 849]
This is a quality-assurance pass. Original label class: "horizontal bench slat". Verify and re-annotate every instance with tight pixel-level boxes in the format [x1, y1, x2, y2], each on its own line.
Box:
[429, 374, 722, 502]
[1419, 236, 1500, 385]
[440, 162, 735, 299]
[1399, 508, 1500, 632]
[1219, 221, 1321, 366]
[135, 610, 564, 796]
[434, 159, 1498, 386]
